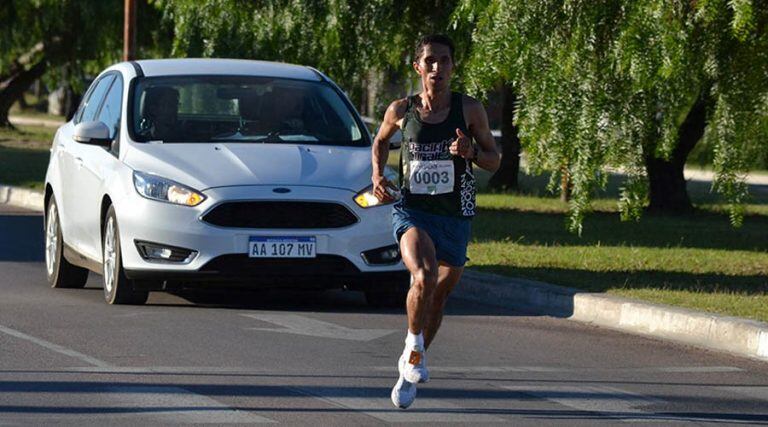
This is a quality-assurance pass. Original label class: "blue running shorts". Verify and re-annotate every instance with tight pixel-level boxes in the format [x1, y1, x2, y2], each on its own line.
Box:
[392, 203, 472, 267]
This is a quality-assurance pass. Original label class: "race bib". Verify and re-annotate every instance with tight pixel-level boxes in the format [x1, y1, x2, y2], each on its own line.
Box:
[409, 160, 454, 195]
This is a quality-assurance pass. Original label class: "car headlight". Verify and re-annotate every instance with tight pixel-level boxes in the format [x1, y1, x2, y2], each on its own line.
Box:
[354, 185, 402, 208]
[354, 167, 400, 208]
[133, 171, 205, 207]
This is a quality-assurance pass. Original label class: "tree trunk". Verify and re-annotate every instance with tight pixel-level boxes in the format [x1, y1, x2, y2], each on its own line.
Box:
[644, 92, 709, 213]
[0, 53, 48, 128]
[488, 84, 521, 191]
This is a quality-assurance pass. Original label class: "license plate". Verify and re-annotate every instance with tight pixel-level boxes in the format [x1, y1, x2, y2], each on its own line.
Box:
[248, 236, 316, 258]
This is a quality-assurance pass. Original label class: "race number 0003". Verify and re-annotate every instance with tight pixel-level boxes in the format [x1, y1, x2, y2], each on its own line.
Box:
[408, 160, 454, 195]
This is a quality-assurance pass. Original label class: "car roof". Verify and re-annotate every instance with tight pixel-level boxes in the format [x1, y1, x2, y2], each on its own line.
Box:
[132, 58, 322, 81]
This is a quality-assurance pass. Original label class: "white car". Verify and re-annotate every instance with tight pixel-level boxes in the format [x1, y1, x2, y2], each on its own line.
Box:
[44, 58, 408, 306]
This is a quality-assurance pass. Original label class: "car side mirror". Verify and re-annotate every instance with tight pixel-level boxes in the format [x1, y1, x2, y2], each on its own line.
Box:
[73, 121, 112, 147]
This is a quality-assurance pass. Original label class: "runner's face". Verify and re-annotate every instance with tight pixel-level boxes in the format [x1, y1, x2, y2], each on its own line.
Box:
[414, 43, 453, 92]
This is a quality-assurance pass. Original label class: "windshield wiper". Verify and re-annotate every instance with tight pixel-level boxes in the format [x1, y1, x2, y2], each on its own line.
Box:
[249, 131, 283, 143]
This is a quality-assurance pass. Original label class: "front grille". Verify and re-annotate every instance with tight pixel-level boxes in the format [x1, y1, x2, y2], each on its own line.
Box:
[200, 254, 360, 276]
[202, 201, 358, 229]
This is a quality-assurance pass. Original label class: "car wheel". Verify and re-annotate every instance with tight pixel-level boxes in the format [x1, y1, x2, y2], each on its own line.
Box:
[45, 197, 89, 288]
[103, 206, 149, 305]
[365, 281, 409, 309]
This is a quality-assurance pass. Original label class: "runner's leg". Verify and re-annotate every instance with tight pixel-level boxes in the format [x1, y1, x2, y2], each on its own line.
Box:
[399, 226, 439, 334]
[424, 263, 463, 349]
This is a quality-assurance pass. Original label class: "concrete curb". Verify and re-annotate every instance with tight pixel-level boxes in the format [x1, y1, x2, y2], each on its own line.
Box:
[456, 270, 768, 363]
[8, 115, 64, 128]
[0, 185, 44, 212]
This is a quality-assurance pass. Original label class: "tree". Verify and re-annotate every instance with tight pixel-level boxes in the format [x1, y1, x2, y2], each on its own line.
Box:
[455, 0, 768, 231]
[0, 0, 166, 127]
[151, 0, 463, 117]
[0, 0, 125, 127]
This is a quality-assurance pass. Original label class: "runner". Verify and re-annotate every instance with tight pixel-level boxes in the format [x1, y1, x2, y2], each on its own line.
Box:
[371, 34, 501, 409]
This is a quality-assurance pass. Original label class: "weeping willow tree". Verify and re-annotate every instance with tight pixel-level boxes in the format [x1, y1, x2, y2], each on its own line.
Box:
[151, 0, 460, 114]
[0, 0, 128, 126]
[455, 0, 768, 232]
[0, 0, 168, 126]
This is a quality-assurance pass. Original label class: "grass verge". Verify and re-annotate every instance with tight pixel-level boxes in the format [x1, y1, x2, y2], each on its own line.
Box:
[0, 125, 54, 190]
[469, 193, 768, 322]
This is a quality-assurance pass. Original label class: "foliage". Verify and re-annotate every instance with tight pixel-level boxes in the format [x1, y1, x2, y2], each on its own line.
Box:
[0, 0, 125, 91]
[151, 0, 461, 110]
[0, 0, 168, 97]
[455, 0, 768, 232]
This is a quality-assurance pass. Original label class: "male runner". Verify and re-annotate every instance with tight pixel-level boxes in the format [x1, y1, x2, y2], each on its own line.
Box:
[371, 34, 501, 409]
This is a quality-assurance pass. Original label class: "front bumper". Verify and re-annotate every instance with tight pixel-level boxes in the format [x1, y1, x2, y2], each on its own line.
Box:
[115, 184, 407, 288]
[126, 256, 409, 291]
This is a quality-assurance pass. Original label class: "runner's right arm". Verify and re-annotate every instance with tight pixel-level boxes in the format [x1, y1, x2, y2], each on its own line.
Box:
[372, 99, 407, 202]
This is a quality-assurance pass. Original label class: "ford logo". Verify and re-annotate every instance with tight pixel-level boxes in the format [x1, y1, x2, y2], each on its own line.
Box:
[273, 188, 291, 194]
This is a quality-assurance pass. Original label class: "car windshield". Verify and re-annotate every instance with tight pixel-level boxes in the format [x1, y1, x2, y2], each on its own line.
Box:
[131, 76, 366, 146]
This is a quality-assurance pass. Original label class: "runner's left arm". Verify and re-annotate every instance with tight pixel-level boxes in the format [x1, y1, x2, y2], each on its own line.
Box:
[465, 97, 500, 173]
[451, 96, 500, 172]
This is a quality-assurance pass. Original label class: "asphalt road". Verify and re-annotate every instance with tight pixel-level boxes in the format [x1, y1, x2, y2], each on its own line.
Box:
[2, 204, 768, 425]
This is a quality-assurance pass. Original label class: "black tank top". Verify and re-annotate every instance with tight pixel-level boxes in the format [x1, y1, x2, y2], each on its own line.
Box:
[399, 92, 476, 217]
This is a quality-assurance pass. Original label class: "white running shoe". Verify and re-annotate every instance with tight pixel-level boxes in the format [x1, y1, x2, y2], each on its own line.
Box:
[391, 374, 417, 409]
[399, 346, 429, 384]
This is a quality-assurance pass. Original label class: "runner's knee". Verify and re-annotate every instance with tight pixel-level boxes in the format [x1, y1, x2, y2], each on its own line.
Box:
[411, 269, 437, 295]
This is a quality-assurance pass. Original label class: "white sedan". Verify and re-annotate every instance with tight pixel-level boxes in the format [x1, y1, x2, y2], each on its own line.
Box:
[44, 58, 408, 306]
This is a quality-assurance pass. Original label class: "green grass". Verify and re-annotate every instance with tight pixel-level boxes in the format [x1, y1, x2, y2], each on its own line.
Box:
[469, 193, 768, 322]
[0, 125, 54, 190]
[8, 93, 66, 123]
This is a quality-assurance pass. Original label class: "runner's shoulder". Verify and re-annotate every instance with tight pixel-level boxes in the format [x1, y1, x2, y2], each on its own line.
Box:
[385, 97, 410, 121]
[460, 93, 483, 110]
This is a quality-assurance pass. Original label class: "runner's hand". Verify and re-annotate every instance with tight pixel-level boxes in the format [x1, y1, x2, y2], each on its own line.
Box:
[372, 175, 396, 203]
[449, 128, 474, 159]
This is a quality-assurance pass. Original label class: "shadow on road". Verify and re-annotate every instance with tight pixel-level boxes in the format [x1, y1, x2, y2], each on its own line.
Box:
[0, 214, 43, 262]
[0, 380, 766, 423]
[159, 288, 523, 317]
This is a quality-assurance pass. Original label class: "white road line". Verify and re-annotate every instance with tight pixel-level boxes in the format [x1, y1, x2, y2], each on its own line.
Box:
[57, 365, 744, 376]
[719, 386, 768, 401]
[241, 313, 396, 341]
[292, 386, 506, 423]
[371, 365, 743, 374]
[0, 324, 112, 368]
[0, 326, 273, 423]
[651, 366, 744, 373]
[102, 386, 275, 424]
[502, 385, 662, 420]
[1, 388, 277, 424]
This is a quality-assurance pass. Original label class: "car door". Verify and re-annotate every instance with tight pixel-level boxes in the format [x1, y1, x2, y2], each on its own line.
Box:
[58, 74, 115, 252]
[71, 74, 125, 261]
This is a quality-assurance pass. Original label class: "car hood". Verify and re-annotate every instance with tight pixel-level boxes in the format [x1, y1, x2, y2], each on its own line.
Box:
[123, 143, 373, 192]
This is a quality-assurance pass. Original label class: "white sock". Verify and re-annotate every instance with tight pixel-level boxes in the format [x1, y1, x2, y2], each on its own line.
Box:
[405, 330, 424, 350]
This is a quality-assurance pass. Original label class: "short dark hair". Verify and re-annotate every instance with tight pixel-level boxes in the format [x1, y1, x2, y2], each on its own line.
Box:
[414, 34, 455, 63]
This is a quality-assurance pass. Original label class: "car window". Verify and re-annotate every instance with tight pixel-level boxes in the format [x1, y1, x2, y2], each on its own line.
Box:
[131, 76, 366, 146]
[96, 76, 123, 140]
[78, 74, 115, 124]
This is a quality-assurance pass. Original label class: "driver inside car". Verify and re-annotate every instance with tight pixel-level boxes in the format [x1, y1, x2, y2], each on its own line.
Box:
[138, 86, 180, 140]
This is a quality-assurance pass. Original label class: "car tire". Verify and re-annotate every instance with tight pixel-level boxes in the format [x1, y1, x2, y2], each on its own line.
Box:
[102, 206, 149, 305]
[365, 281, 409, 309]
[45, 197, 89, 288]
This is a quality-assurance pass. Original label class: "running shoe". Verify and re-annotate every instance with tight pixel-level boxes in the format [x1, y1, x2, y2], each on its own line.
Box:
[391, 374, 417, 409]
[399, 346, 429, 383]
